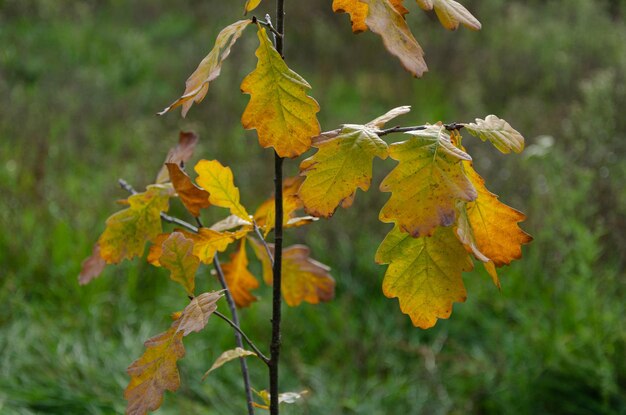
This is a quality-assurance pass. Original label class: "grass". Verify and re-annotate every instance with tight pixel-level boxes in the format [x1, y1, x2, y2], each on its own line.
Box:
[0, 0, 625, 414]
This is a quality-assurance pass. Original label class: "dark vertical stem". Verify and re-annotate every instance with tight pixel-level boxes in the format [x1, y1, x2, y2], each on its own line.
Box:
[270, 1, 285, 414]
[213, 255, 256, 415]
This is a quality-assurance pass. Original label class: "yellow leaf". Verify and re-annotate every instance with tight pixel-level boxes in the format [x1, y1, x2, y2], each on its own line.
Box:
[249, 239, 334, 306]
[125, 292, 222, 415]
[253, 176, 304, 236]
[415, 0, 481, 31]
[78, 243, 106, 285]
[188, 228, 251, 264]
[299, 124, 388, 218]
[362, 0, 427, 77]
[221, 239, 260, 308]
[194, 159, 250, 221]
[241, 25, 320, 158]
[277, 246, 335, 307]
[202, 347, 257, 380]
[166, 163, 210, 217]
[464, 115, 525, 154]
[376, 225, 473, 328]
[244, 0, 263, 13]
[332, 0, 409, 33]
[99, 184, 173, 264]
[379, 125, 477, 237]
[159, 20, 252, 117]
[159, 232, 200, 296]
[464, 161, 532, 266]
[155, 131, 199, 184]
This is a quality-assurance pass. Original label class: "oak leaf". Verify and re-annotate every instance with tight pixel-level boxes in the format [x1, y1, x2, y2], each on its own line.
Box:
[463, 161, 532, 266]
[155, 131, 199, 184]
[159, 232, 200, 296]
[221, 239, 260, 308]
[252, 241, 335, 307]
[376, 225, 473, 328]
[203, 347, 257, 379]
[241, 25, 320, 158]
[379, 125, 477, 237]
[415, 0, 481, 31]
[299, 124, 388, 217]
[253, 176, 304, 236]
[78, 243, 107, 285]
[125, 292, 222, 415]
[332, 0, 409, 33]
[209, 214, 253, 232]
[464, 115, 525, 154]
[159, 20, 252, 117]
[99, 184, 173, 264]
[362, 0, 427, 77]
[166, 163, 210, 217]
[194, 159, 250, 221]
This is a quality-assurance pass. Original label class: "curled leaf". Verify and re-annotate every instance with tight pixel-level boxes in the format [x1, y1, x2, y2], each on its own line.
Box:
[155, 131, 199, 184]
[78, 243, 107, 285]
[159, 20, 252, 117]
[415, 0, 481, 31]
[202, 347, 257, 380]
[166, 163, 210, 217]
[464, 115, 525, 154]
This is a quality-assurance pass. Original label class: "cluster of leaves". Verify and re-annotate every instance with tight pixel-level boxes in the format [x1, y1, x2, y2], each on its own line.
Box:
[78, 1, 531, 413]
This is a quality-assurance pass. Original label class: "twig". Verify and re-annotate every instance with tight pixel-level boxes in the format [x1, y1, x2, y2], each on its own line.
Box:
[214, 311, 270, 365]
[251, 15, 283, 39]
[377, 122, 465, 137]
[252, 221, 275, 265]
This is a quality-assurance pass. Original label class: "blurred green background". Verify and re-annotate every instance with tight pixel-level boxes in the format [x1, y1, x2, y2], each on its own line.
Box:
[1, 0, 625, 414]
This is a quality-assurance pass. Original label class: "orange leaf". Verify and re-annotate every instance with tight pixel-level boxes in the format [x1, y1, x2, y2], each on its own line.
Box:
[376, 225, 473, 328]
[159, 20, 252, 117]
[333, 0, 409, 33]
[166, 163, 210, 217]
[159, 232, 200, 296]
[253, 176, 304, 236]
[464, 161, 532, 267]
[241, 25, 320, 158]
[125, 292, 222, 415]
[221, 239, 260, 308]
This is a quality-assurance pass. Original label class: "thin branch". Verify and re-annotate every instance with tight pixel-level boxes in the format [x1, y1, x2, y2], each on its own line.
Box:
[376, 122, 465, 137]
[251, 15, 283, 39]
[214, 311, 270, 365]
[252, 221, 275, 265]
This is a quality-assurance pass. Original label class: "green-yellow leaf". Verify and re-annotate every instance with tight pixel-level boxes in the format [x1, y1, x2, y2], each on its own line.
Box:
[376, 225, 473, 328]
[159, 232, 200, 296]
[99, 184, 173, 264]
[202, 347, 257, 380]
[241, 25, 320, 158]
[379, 125, 477, 237]
[194, 159, 250, 221]
[464, 115, 525, 154]
[221, 239, 260, 308]
[299, 124, 388, 217]
[416, 0, 481, 30]
[159, 20, 252, 117]
[362, 0, 428, 77]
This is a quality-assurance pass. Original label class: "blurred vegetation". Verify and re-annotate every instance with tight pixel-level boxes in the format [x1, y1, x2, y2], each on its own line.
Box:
[1, 0, 625, 414]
